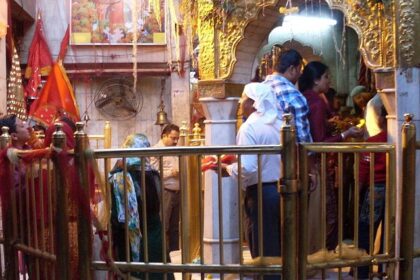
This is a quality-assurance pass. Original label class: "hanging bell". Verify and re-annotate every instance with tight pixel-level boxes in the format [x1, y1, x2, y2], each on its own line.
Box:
[82, 112, 91, 126]
[155, 107, 169, 126]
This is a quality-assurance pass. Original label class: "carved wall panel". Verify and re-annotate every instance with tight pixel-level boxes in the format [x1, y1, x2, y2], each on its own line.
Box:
[196, 0, 418, 96]
[397, 0, 417, 67]
[198, 0, 276, 80]
[327, 0, 395, 69]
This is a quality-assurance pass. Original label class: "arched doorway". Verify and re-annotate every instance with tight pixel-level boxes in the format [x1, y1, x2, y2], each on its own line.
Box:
[228, 3, 363, 102]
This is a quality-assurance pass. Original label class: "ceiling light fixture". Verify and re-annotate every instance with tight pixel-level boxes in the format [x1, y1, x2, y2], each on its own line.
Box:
[283, 14, 337, 27]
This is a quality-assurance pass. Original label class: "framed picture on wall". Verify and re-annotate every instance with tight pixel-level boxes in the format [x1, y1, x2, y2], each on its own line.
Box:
[70, 0, 166, 45]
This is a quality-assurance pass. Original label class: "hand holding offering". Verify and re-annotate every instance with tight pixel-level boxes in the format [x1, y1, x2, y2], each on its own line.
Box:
[201, 154, 236, 171]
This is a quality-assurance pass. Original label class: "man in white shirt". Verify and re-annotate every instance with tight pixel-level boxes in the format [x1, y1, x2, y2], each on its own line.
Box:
[221, 83, 282, 269]
[151, 124, 180, 252]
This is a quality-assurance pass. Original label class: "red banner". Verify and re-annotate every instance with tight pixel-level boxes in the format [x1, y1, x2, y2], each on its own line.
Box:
[24, 16, 53, 99]
[29, 62, 80, 127]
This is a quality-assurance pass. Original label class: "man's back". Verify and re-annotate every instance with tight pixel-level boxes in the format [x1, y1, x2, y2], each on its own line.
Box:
[235, 112, 282, 187]
[264, 73, 312, 143]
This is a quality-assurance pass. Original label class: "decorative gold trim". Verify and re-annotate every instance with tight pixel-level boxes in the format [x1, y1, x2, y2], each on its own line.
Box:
[397, 0, 416, 66]
[197, 0, 397, 87]
[197, 79, 226, 98]
[218, 1, 277, 79]
[327, 0, 395, 69]
[197, 0, 277, 80]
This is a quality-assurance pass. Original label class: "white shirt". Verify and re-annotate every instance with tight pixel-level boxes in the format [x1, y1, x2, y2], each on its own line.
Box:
[150, 140, 180, 191]
[226, 112, 282, 188]
[365, 94, 383, 137]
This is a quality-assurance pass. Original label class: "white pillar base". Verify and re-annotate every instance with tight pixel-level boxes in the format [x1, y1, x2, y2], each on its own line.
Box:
[200, 97, 241, 267]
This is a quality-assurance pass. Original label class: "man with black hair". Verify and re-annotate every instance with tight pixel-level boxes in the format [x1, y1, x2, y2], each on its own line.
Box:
[263, 49, 312, 143]
[151, 124, 181, 252]
[0, 114, 31, 149]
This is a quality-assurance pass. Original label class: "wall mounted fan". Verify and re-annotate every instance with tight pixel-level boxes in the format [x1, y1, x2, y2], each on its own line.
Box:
[94, 79, 143, 120]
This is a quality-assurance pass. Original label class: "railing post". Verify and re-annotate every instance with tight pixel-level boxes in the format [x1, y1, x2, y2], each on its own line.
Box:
[183, 123, 202, 265]
[74, 122, 93, 280]
[400, 113, 416, 280]
[280, 113, 298, 279]
[103, 121, 111, 149]
[53, 122, 71, 280]
[0, 126, 11, 148]
[103, 121, 112, 173]
[1, 126, 18, 280]
[179, 120, 188, 146]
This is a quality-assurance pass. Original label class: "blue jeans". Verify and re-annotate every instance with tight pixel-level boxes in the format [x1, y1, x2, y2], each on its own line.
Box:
[357, 183, 386, 278]
[244, 182, 281, 280]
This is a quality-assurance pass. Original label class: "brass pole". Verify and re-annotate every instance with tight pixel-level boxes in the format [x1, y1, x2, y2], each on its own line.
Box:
[30, 162, 40, 279]
[104, 121, 112, 173]
[280, 113, 298, 279]
[237, 156, 243, 268]
[179, 121, 190, 268]
[122, 158, 130, 264]
[0, 126, 11, 147]
[185, 132, 202, 264]
[257, 154, 263, 260]
[217, 154, 224, 267]
[179, 121, 188, 146]
[53, 122, 70, 280]
[103, 121, 111, 149]
[298, 146, 308, 280]
[400, 113, 416, 280]
[75, 122, 93, 280]
[1, 127, 18, 280]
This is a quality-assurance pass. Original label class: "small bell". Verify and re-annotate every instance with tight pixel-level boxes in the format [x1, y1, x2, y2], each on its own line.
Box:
[155, 78, 169, 127]
[155, 105, 169, 126]
[82, 111, 91, 126]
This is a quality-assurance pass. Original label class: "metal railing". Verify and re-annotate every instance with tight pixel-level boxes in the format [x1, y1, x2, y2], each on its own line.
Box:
[81, 128, 285, 279]
[1, 114, 419, 279]
[299, 142, 397, 279]
[400, 113, 419, 279]
[0, 124, 66, 280]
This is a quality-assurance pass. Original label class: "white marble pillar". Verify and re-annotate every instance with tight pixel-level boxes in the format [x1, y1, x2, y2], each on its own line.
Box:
[395, 67, 420, 276]
[170, 68, 191, 127]
[200, 97, 240, 266]
[0, 0, 7, 114]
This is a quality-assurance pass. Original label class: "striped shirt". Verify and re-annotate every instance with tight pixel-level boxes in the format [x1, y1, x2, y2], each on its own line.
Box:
[264, 73, 313, 143]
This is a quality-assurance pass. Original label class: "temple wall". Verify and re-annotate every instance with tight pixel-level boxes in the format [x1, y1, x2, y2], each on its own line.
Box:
[72, 76, 172, 148]
[14, 0, 191, 145]
[19, 0, 169, 65]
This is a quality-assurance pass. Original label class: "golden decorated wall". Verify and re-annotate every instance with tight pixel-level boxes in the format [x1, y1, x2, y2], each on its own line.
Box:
[195, 0, 419, 98]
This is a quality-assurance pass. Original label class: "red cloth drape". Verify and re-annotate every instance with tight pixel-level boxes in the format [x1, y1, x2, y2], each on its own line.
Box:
[57, 25, 70, 62]
[24, 16, 53, 99]
[29, 62, 80, 127]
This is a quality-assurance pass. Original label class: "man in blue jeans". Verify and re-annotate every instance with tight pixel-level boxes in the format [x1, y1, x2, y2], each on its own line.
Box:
[218, 82, 282, 279]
